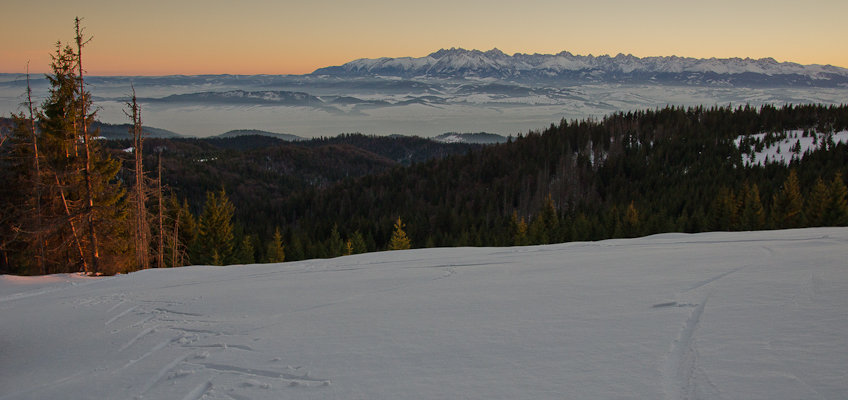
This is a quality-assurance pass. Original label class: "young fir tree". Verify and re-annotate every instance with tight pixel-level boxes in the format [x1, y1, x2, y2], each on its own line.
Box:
[265, 228, 285, 263]
[710, 187, 739, 231]
[235, 236, 255, 264]
[529, 195, 559, 244]
[388, 217, 411, 250]
[350, 230, 368, 254]
[195, 189, 235, 265]
[771, 170, 804, 229]
[621, 201, 640, 238]
[824, 173, 848, 226]
[739, 183, 765, 231]
[806, 177, 830, 227]
[510, 211, 529, 246]
[344, 239, 354, 256]
[327, 224, 344, 257]
[288, 234, 305, 261]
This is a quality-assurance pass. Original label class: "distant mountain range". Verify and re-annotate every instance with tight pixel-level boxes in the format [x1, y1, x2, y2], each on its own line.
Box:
[313, 48, 848, 87]
[146, 90, 323, 106]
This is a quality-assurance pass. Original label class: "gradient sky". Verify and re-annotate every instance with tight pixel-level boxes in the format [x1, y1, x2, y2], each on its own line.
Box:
[3, 0, 847, 76]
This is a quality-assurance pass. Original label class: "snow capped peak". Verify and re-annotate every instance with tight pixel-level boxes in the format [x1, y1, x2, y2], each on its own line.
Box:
[312, 49, 848, 87]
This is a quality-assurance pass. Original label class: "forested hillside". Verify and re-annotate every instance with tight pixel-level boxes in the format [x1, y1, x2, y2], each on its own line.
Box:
[4, 90, 848, 274]
[260, 104, 848, 260]
[114, 104, 848, 265]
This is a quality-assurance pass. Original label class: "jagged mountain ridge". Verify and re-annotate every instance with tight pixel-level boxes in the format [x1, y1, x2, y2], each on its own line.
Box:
[313, 48, 848, 87]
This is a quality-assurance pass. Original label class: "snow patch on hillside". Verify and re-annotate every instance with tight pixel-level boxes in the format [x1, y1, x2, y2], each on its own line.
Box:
[736, 130, 848, 166]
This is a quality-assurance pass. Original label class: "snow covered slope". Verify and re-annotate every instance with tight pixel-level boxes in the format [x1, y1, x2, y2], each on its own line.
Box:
[737, 130, 848, 166]
[1, 228, 847, 399]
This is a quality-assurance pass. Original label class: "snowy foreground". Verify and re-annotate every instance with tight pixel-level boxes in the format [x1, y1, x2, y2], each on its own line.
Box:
[2, 229, 847, 400]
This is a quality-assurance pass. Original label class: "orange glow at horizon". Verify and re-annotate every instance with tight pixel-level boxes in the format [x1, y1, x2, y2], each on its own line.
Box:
[2, 0, 847, 76]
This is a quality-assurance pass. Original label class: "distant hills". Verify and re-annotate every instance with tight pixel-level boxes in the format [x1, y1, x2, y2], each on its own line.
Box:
[217, 129, 305, 141]
[313, 48, 848, 87]
[0, 118, 183, 140]
[91, 121, 183, 140]
[433, 132, 508, 144]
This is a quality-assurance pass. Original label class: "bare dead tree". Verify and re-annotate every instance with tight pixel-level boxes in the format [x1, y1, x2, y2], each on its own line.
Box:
[157, 152, 165, 268]
[24, 65, 48, 274]
[170, 205, 182, 268]
[126, 88, 150, 269]
[75, 16, 99, 274]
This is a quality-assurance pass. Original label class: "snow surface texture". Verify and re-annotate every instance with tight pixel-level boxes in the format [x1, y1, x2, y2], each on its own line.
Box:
[2, 228, 847, 400]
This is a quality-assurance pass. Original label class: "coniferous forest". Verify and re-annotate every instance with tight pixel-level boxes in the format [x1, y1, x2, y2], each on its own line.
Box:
[2, 24, 848, 275]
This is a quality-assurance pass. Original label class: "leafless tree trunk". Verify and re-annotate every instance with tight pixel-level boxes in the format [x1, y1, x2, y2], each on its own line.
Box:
[128, 89, 150, 269]
[171, 207, 182, 268]
[156, 152, 165, 268]
[54, 173, 87, 271]
[75, 17, 99, 274]
[25, 67, 47, 275]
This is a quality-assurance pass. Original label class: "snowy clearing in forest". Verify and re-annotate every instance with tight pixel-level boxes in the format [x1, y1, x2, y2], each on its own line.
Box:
[1, 228, 847, 400]
[737, 130, 848, 166]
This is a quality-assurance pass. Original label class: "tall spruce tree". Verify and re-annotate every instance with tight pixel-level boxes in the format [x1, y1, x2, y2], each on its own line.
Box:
[195, 189, 235, 265]
[14, 26, 130, 274]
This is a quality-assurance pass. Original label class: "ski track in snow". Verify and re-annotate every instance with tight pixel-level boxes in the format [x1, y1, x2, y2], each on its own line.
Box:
[118, 326, 158, 352]
[139, 351, 196, 395]
[659, 245, 775, 399]
[3, 229, 847, 399]
[0, 276, 113, 304]
[181, 380, 212, 400]
[92, 288, 326, 398]
[104, 305, 139, 325]
[662, 298, 708, 400]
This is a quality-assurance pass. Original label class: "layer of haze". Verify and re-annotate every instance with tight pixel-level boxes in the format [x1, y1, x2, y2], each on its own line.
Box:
[3, 0, 847, 76]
